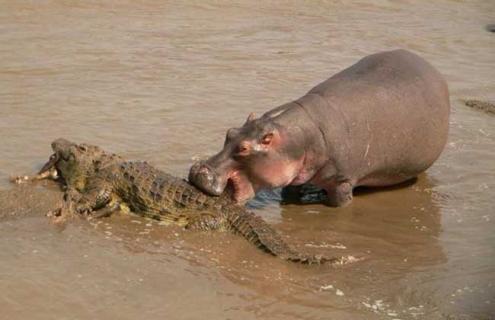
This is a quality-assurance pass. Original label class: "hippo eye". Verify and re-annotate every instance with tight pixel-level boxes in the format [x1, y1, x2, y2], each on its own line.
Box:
[261, 133, 273, 145]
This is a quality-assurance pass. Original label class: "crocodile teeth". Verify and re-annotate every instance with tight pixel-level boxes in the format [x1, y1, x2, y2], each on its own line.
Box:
[50, 169, 59, 179]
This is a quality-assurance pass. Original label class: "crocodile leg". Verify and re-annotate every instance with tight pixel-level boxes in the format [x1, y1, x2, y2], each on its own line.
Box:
[91, 200, 121, 219]
[68, 182, 119, 219]
[73, 178, 114, 214]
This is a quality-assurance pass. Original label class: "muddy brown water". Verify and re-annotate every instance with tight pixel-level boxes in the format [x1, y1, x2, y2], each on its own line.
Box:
[0, 1, 494, 319]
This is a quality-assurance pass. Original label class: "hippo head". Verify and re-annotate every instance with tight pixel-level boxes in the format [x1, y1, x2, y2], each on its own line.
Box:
[189, 113, 306, 204]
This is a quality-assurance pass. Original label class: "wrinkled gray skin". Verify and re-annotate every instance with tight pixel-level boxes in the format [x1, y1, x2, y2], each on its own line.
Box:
[189, 49, 450, 207]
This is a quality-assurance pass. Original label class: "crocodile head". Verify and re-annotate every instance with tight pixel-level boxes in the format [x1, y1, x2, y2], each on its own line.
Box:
[39, 138, 108, 191]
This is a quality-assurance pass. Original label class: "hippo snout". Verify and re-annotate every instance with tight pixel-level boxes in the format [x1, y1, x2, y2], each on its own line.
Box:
[188, 161, 225, 196]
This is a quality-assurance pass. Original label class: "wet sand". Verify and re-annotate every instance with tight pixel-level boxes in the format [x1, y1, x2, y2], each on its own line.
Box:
[1, 1, 494, 319]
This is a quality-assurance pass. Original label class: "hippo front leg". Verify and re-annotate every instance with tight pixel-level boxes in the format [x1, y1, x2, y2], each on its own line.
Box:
[324, 180, 354, 207]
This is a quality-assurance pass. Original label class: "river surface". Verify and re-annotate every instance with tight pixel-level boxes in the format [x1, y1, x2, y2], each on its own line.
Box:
[0, 1, 494, 319]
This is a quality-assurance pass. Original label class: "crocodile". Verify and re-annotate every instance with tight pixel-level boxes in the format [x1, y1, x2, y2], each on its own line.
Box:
[12, 138, 335, 264]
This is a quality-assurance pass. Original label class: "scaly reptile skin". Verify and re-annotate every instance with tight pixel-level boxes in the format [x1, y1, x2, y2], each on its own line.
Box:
[15, 139, 334, 264]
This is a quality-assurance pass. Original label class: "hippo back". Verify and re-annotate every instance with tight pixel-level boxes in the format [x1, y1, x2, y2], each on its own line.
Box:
[296, 49, 450, 185]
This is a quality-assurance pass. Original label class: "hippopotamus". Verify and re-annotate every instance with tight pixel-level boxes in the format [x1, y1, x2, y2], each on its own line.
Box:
[189, 49, 450, 207]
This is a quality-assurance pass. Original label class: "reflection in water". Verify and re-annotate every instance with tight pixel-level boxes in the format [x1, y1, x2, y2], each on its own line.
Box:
[277, 174, 444, 260]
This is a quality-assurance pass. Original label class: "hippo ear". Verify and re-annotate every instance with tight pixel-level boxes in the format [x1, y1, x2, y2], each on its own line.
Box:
[225, 127, 240, 145]
[244, 112, 256, 125]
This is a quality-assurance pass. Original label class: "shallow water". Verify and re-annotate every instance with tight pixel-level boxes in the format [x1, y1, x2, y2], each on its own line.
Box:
[0, 1, 494, 319]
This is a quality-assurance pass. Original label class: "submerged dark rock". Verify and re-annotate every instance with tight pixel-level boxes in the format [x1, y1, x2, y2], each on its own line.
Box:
[464, 99, 495, 115]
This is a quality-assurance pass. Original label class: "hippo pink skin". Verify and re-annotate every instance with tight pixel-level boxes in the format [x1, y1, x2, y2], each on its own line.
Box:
[189, 49, 450, 207]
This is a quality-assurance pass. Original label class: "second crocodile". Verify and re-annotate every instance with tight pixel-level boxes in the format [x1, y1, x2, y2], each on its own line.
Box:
[13, 138, 336, 264]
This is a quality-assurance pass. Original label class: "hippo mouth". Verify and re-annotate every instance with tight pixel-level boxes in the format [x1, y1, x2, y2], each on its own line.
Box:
[188, 162, 256, 204]
[227, 170, 256, 204]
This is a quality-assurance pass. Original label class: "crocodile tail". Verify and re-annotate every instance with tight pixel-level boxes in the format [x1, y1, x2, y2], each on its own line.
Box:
[223, 207, 336, 265]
